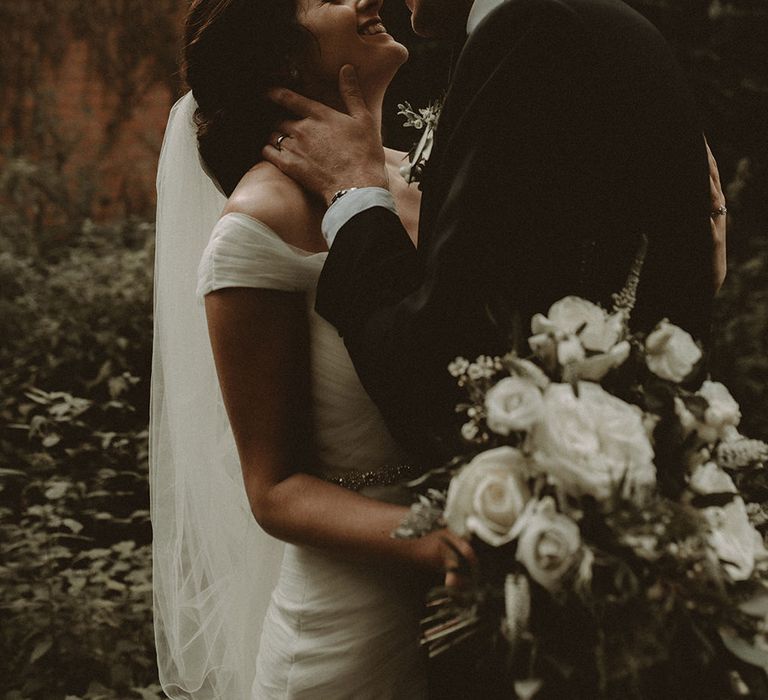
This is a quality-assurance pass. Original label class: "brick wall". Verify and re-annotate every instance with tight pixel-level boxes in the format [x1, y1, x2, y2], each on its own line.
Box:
[51, 39, 178, 222]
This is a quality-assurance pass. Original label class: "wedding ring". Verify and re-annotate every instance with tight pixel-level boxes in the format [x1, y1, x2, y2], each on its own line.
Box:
[711, 205, 728, 219]
[275, 134, 289, 151]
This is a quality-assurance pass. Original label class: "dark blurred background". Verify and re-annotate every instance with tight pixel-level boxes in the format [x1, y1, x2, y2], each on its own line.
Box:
[0, 1, 765, 698]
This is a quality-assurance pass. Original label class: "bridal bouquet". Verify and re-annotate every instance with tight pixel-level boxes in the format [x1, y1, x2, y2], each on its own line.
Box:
[396, 254, 768, 698]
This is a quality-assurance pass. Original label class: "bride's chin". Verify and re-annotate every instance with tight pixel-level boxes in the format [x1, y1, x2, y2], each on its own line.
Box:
[356, 46, 408, 89]
[376, 42, 410, 74]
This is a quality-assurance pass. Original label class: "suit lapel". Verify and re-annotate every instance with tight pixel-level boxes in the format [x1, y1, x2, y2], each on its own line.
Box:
[418, 0, 521, 248]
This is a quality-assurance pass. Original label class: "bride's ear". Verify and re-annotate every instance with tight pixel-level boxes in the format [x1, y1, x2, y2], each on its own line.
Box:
[275, 55, 303, 87]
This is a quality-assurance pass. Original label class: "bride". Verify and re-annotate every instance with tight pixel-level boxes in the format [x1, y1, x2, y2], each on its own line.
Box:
[150, 0, 471, 697]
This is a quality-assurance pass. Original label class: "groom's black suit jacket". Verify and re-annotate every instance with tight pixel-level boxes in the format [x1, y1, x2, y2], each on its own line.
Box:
[316, 0, 713, 464]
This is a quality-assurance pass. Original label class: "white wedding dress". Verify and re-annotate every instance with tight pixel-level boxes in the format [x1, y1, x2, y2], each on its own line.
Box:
[196, 212, 429, 700]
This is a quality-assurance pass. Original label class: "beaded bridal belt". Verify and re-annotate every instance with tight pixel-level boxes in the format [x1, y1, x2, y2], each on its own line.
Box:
[320, 464, 421, 491]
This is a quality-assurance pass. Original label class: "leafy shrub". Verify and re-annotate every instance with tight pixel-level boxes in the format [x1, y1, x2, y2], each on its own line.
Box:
[0, 220, 157, 699]
[712, 234, 768, 441]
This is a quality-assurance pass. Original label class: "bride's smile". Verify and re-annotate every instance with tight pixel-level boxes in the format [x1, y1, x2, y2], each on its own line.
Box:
[297, 0, 409, 95]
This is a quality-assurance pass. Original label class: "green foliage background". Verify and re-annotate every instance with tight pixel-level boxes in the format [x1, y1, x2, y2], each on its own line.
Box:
[0, 1, 765, 698]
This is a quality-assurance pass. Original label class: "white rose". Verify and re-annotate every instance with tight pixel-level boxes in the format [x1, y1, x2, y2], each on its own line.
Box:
[557, 335, 586, 365]
[645, 320, 702, 382]
[565, 340, 631, 382]
[532, 296, 624, 353]
[485, 377, 544, 435]
[515, 497, 581, 590]
[703, 498, 767, 581]
[699, 381, 741, 436]
[528, 332, 558, 372]
[531, 382, 656, 501]
[444, 447, 531, 547]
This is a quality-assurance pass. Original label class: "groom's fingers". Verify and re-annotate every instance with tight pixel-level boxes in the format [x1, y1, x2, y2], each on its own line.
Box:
[261, 141, 301, 173]
[338, 64, 368, 117]
[705, 140, 727, 292]
[705, 138, 722, 191]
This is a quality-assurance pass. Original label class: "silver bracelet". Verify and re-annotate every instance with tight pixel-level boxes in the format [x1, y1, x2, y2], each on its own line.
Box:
[329, 187, 360, 207]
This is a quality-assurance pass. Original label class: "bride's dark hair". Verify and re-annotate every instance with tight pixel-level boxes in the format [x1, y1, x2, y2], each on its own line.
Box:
[183, 0, 311, 196]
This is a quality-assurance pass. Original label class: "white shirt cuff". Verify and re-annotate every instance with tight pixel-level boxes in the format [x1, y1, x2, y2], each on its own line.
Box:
[321, 187, 398, 248]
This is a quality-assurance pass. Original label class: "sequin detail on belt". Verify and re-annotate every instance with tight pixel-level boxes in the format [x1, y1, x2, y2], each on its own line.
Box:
[320, 464, 420, 491]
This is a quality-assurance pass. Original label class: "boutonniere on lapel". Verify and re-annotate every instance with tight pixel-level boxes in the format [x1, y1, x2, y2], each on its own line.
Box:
[397, 98, 443, 186]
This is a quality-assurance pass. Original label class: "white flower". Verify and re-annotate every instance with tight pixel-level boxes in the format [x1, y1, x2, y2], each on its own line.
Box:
[689, 461, 767, 580]
[676, 382, 742, 445]
[565, 340, 631, 382]
[645, 320, 702, 382]
[557, 335, 586, 365]
[515, 497, 581, 590]
[504, 573, 530, 641]
[505, 357, 550, 389]
[531, 382, 656, 501]
[689, 461, 737, 496]
[703, 498, 767, 582]
[717, 435, 768, 470]
[643, 412, 661, 437]
[485, 377, 544, 435]
[532, 296, 624, 353]
[528, 331, 585, 371]
[528, 332, 558, 370]
[467, 361, 494, 380]
[699, 381, 741, 435]
[461, 421, 479, 441]
[444, 447, 531, 547]
[448, 357, 470, 378]
[675, 397, 718, 444]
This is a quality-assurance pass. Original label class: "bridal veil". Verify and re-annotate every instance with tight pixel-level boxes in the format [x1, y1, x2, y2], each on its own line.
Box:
[150, 92, 285, 699]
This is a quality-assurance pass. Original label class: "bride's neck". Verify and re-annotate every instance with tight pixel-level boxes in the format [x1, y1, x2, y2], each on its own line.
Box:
[302, 79, 385, 133]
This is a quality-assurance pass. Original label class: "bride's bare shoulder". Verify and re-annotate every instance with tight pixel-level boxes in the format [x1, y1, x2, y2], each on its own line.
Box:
[222, 162, 326, 253]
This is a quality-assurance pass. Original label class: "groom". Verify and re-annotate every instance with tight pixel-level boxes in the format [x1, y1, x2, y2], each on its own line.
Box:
[265, 0, 721, 466]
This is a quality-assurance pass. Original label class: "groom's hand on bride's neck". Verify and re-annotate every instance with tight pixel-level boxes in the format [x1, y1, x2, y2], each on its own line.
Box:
[263, 65, 389, 207]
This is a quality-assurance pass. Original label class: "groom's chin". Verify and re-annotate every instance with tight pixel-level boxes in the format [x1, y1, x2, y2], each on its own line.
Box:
[408, 0, 469, 40]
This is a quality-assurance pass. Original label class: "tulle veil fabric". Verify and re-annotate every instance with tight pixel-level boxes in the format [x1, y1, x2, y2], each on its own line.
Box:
[150, 92, 285, 699]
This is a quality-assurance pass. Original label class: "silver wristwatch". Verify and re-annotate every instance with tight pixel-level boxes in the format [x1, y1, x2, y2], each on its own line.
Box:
[329, 187, 360, 207]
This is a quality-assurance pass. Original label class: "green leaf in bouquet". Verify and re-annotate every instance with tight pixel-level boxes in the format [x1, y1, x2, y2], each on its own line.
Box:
[682, 394, 710, 423]
[739, 589, 768, 620]
[392, 498, 444, 539]
[691, 492, 739, 509]
[641, 378, 677, 416]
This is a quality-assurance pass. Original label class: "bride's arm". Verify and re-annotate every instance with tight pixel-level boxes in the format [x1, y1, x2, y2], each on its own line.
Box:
[204, 286, 473, 571]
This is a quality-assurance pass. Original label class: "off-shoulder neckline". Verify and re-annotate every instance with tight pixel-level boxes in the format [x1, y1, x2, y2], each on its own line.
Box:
[218, 211, 328, 259]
